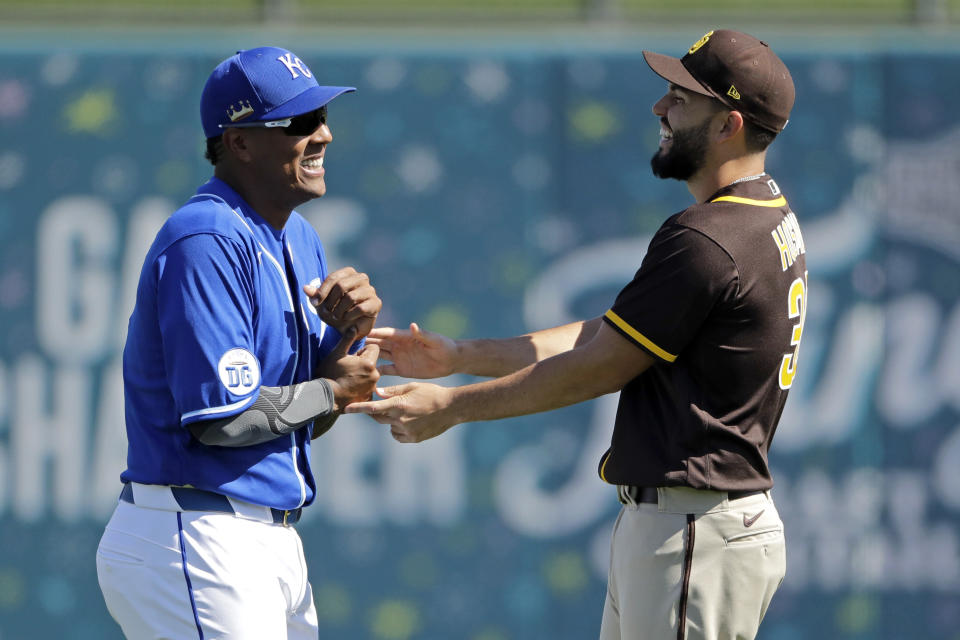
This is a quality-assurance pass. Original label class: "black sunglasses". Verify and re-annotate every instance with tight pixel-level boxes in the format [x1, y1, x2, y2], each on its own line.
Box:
[220, 106, 327, 137]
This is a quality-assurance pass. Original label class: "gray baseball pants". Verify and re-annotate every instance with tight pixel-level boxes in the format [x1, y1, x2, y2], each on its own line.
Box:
[599, 486, 785, 640]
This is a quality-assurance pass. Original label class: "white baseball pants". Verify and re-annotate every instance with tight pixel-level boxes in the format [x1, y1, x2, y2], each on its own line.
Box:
[97, 494, 318, 639]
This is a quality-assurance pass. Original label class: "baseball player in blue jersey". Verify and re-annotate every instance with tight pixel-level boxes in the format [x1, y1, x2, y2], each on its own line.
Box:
[96, 47, 381, 639]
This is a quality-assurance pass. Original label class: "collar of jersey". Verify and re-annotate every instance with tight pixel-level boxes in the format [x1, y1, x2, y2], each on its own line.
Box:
[199, 177, 287, 242]
[710, 194, 787, 207]
[708, 178, 787, 208]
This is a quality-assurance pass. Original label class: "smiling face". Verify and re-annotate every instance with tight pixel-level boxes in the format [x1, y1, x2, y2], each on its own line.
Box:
[246, 115, 333, 207]
[218, 109, 336, 227]
[650, 84, 725, 181]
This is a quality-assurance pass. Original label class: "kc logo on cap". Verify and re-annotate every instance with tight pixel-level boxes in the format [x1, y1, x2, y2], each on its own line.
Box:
[277, 52, 313, 80]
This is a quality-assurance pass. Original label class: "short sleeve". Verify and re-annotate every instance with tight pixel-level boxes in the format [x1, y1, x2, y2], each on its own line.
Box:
[155, 233, 259, 425]
[604, 224, 737, 363]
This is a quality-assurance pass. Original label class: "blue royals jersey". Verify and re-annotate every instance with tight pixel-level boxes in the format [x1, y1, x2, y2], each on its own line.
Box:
[121, 177, 351, 510]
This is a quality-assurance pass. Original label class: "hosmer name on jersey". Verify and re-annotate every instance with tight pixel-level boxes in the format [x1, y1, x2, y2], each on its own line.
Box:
[771, 211, 805, 271]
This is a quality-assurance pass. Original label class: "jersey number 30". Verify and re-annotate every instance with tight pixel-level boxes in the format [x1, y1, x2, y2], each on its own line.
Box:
[779, 273, 808, 390]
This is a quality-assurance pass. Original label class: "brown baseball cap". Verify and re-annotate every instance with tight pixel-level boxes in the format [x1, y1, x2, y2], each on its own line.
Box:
[643, 29, 795, 133]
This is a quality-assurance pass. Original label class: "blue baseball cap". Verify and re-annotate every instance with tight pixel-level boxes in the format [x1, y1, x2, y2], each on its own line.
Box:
[201, 47, 355, 139]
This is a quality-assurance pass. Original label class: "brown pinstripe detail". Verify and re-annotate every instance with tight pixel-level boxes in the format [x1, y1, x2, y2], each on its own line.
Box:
[678, 513, 696, 640]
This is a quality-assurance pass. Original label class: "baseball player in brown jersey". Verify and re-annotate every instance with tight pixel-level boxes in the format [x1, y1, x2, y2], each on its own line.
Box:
[348, 29, 804, 640]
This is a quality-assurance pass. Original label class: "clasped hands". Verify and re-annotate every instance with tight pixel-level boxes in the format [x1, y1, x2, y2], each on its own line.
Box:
[303, 268, 461, 442]
[304, 267, 381, 410]
[345, 323, 461, 443]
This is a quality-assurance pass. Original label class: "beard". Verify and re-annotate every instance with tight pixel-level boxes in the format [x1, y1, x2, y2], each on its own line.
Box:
[650, 118, 712, 181]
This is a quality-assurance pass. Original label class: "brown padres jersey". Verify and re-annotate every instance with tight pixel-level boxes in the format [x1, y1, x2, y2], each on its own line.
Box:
[599, 176, 807, 491]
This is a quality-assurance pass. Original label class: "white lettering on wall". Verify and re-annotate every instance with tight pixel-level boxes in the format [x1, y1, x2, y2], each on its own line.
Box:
[311, 414, 383, 525]
[493, 395, 617, 538]
[941, 305, 960, 408]
[381, 420, 465, 526]
[89, 358, 127, 518]
[523, 236, 650, 329]
[879, 294, 960, 427]
[932, 425, 960, 510]
[12, 355, 89, 522]
[36, 196, 118, 365]
[114, 198, 171, 349]
[777, 301, 883, 450]
[0, 358, 6, 426]
[309, 398, 467, 526]
[772, 468, 960, 591]
[0, 359, 8, 516]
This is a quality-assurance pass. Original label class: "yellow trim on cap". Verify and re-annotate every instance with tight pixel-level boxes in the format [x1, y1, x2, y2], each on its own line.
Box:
[604, 310, 678, 362]
[711, 195, 787, 207]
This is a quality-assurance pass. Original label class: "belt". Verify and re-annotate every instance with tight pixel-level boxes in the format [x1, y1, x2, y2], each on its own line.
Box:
[119, 483, 302, 526]
[618, 485, 765, 505]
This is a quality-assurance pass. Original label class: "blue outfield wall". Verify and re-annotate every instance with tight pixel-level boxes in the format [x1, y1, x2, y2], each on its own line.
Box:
[0, 30, 958, 639]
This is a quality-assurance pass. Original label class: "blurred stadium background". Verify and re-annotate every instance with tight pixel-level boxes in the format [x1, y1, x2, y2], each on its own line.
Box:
[1, 1, 959, 639]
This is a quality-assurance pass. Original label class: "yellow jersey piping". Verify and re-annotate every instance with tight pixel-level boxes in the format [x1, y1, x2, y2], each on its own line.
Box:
[710, 195, 787, 208]
[604, 310, 678, 363]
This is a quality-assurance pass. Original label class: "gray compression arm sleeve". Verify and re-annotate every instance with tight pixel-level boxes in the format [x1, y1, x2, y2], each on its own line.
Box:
[188, 379, 337, 447]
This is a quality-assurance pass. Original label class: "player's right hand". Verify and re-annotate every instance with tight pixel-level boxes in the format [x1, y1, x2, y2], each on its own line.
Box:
[365, 323, 458, 379]
[344, 382, 457, 443]
[319, 328, 381, 410]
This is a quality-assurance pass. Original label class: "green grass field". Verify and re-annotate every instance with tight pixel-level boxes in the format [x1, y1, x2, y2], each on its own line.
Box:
[0, 0, 956, 24]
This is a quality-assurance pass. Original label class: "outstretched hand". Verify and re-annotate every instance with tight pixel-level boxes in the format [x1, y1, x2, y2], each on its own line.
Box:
[304, 267, 381, 339]
[365, 323, 457, 379]
[317, 327, 381, 410]
[344, 382, 456, 443]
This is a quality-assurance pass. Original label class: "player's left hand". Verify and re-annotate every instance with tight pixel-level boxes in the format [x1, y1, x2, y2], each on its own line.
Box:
[344, 382, 457, 443]
[316, 327, 381, 408]
[304, 267, 381, 339]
